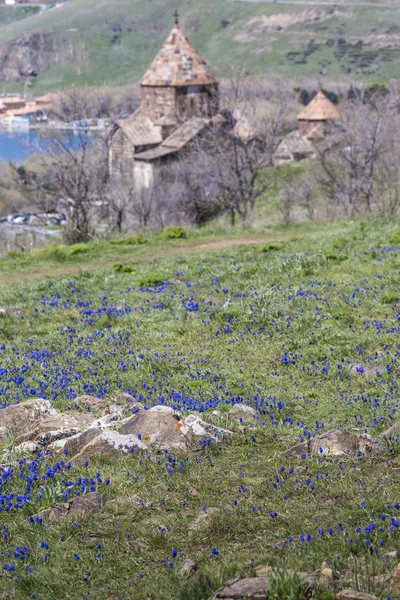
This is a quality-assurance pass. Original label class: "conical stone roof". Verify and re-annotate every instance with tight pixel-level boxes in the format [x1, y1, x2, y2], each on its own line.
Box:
[141, 25, 219, 88]
[298, 90, 340, 121]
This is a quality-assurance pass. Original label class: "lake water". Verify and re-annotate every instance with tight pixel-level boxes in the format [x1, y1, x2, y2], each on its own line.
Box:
[0, 129, 88, 163]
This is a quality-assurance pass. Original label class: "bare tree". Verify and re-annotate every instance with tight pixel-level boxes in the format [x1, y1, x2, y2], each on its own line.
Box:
[191, 78, 296, 225]
[299, 178, 317, 221]
[279, 183, 296, 225]
[315, 89, 400, 218]
[106, 182, 133, 233]
[13, 133, 108, 243]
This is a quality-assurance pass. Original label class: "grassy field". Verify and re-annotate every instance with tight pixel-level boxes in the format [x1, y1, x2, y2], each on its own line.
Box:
[0, 219, 399, 598]
[3, 0, 400, 92]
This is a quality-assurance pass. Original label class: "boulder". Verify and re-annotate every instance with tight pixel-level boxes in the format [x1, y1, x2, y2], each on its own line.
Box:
[16, 441, 39, 453]
[63, 428, 103, 457]
[88, 414, 121, 429]
[336, 591, 377, 600]
[179, 414, 232, 444]
[34, 412, 94, 433]
[113, 391, 136, 404]
[227, 404, 256, 420]
[35, 427, 81, 447]
[319, 562, 334, 585]
[389, 562, 400, 594]
[48, 439, 70, 452]
[381, 421, 400, 438]
[0, 398, 57, 435]
[119, 411, 183, 449]
[72, 430, 148, 461]
[34, 491, 103, 521]
[119, 411, 232, 451]
[282, 430, 381, 458]
[187, 508, 220, 532]
[109, 404, 125, 420]
[211, 577, 267, 599]
[74, 395, 105, 409]
[349, 363, 387, 377]
[254, 566, 273, 578]
[148, 405, 178, 415]
[14, 411, 94, 445]
[177, 558, 197, 578]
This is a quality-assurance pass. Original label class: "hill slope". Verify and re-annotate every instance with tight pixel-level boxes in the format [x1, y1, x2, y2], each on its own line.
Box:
[2, 0, 400, 91]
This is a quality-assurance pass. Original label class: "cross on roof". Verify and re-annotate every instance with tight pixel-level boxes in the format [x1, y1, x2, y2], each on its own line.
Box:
[173, 9, 179, 25]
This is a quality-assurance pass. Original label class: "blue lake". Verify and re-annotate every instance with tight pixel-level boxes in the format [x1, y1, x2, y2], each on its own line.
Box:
[0, 130, 88, 162]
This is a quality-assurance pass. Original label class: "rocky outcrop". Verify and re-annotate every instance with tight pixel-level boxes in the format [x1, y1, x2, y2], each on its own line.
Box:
[71, 430, 148, 462]
[179, 414, 232, 444]
[381, 420, 400, 438]
[389, 563, 400, 594]
[74, 395, 106, 409]
[227, 404, 256, 420]
[349, 363, 387, 377]
[282, 430, 382, 458]
[119, 411, 183, 449]
[34, 492, 103, 522]
[63, 428, 104, 457]
[0, 398, 57, 436]
[119, 411, 232, 451]
[187, 507, 220, 532]
[14, 411, 97, 446]
[177, 558, 197, 578]
[211, 577, 268, 599]
[0, 33, 88, 83]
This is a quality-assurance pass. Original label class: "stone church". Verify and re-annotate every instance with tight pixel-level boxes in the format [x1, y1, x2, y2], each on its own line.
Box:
[108, 14, 250, 191]
[275, 89, 340, 164]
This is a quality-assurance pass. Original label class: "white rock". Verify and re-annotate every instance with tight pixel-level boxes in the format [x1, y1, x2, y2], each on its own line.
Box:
[48, 438, 69, 451]
[148, 406, 178, 414]
[180, 414, 232, 443]
[109, 404, 125, 419]
[16, 441, 39, 453]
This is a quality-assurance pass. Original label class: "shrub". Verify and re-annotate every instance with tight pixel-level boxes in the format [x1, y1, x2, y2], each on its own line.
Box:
[389, 229, 400, 245]
[35, 243, 92, 261]
[159, 226, 187, 240]
[7, 251, 25, 260]
[324, 252, 347, 261]
[113, 264, 135, 274]
[35, 245, 68, 262]
[333, 236, 347, 248]
[139, 273, 164, 287]
[110, 235, 147, 246]
[381, 291, 399, 304]
[66, 243, 91, 256]
[259, 242, 284, 253]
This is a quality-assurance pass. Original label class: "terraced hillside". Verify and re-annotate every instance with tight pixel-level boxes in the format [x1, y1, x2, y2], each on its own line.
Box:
[2, 0, 400, 91]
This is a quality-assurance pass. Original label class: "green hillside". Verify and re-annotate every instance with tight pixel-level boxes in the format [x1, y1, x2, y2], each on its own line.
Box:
[2, 0, 400, 91]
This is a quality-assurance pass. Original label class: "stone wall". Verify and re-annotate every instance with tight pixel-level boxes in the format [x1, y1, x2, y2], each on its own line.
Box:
[140, 84, 220, 121]
[140, 87, 176, 121]
[108, 128, 135, 179]
[298, 119, 325, 136]
[175, 84, 219, 119]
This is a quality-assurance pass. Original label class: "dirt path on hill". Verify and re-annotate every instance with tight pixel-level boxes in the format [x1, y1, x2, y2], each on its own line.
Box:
[0, 228, 341, 285]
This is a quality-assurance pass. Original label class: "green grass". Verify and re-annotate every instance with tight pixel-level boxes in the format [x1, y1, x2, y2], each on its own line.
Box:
[3, 0, 400, 92]
[0, 219, 400, 598]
